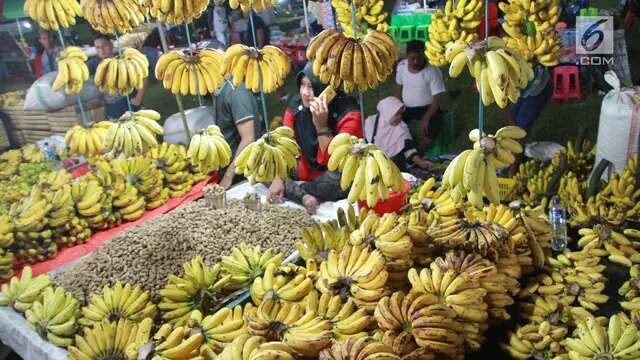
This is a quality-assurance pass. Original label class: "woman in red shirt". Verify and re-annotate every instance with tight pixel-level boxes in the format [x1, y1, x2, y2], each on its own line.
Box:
[268, 62, 362, 214]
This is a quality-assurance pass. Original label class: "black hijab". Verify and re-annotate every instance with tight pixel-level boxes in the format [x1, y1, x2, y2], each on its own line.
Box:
[290, 62, 359, 170]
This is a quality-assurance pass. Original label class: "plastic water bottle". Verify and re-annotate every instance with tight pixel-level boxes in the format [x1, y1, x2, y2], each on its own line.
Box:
[548, 196, 568, 252]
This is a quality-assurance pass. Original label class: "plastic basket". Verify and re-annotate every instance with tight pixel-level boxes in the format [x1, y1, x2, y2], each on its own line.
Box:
[497, 177, 516, 200]
[358, 180, 411, 215]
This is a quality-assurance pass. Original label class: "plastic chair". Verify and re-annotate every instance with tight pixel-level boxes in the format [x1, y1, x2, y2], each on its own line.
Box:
[389, 26, 400, 43]
[415, 25, 429, 42]
[398, 26, 415, 43]
[551, 65, 581, 101]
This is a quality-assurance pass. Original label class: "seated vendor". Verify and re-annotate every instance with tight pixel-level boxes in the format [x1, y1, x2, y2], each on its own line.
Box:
[267, 62, 363, 214]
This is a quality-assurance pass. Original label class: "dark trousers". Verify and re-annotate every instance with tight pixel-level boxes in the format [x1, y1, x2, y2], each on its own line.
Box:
[402, 105, 443, 139]
[284, 171, 347, 205]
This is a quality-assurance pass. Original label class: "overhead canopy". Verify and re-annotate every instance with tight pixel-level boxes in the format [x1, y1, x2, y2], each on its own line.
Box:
[2, 0, 25, 21]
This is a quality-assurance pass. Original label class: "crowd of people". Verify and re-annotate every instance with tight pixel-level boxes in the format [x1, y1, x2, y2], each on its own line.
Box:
[29, 0, 640, 214]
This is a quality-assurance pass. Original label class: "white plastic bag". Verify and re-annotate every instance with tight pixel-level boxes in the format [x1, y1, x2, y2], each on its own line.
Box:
[595, 71, 640, 177]
[23, 72, 100, 112]
[163, 106, 216, 145]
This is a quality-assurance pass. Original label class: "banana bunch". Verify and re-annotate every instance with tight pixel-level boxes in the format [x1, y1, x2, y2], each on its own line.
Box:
[448, 37, 534, 108]
[228, 0, 274, 13]
[94, 49, 149, 96]
[425, 10, 480, 67]
[24, 0, 82, 31]
[22, 144, 47, 163]
[350, 212, 413, 261]
[515, 207, 554, 270]
[372, 331, 433, 360]
[0, 150, 22, 179]
[250, 262, 312, 304]
[594, 157, 640, 222]
[519, 295, 581, 326]
[563, 139, 596, 180]
[9, 185, 51, 233]
[442, 126, 527, 207]
[522, 164, 554, 207]
[0, 214, 14, 249]
[469, 203, 528, 252]
[501, 320, 569, 359]
[221, 243, 284, 289]
[619, 265, 640, 300]
[577, 225, 640, 267]
[565, 314, 640, 360]
[39, 168, 71, 191]
[149, 0, 208, 24]
[125, 321, 203, 360]
[185, 306, 253, 356]
[52, 46, 89, 94]
[25, 286, 80, 348]
[150, 143, 195, 197]
[0, 267, 51, 312]
[317, 244, 390, 311]
[103, 109, 163, 157]
[296, 221, 350, 262]
[0, 249, 14, 281]
[79, 281, 156, 327]
[159, 256, 232, 325]
[114, 156, 167, 209]
[304, 290, 373, 340]
[427, 217, 511, 260]
[222, 45, 291, 93]
[68, 318, 153, 360]
[82, 0, 148, 34]
[155, 48, 225, 95]
[246, 299, 333, 357]
[306, 29, 398, 92]
[217, 335, 267, 360]
[332, 0, 389, 38]
[337, 204, 370, 233]
[320, 337, 401, 360]
[235, 127, 301, 184]
[45, 184, 74, 229]
[64, 121, 113, 158]
[500, 0, 561, 66]
[54, 217, 92, 247]
[328, 134, 405, 207]
[186, 125, 232, 175]
[71, 178, 114, 227]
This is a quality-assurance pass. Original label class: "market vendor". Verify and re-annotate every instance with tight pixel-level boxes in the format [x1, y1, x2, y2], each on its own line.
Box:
[267, 62, 363, 214]
[394, 40, 446, 150]
[38, 30, 61, 75]
[87, 34, 150, 119]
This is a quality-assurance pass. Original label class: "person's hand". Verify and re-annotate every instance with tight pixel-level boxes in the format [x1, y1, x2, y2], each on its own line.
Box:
[219, 175, 233, 189]
[130, 95, 143, 106]
[413, 156, 431, 169]
[310, 96, 329, 132]
[268, 177, 285, 204]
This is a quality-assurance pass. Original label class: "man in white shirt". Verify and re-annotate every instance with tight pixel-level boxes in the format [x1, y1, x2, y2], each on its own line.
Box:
[395, 40, 446, 148]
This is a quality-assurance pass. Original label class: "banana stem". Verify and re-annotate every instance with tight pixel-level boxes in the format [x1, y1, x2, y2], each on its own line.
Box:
[184, 23, 204, 107]
[351, 1, 367, 143]
[248, 4, 271, 135]
[157, 22, 192, 141]
[114, 32, 134, 114]
[56, 29, 89, 129]
[478, 0, 489, 136]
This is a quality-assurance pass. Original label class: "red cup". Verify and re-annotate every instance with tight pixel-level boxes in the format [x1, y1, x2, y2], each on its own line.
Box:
[358, 180, 411, 215]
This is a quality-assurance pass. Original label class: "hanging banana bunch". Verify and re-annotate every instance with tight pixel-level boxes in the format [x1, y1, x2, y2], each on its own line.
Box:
[52, 47, 89, 95]
[306, 29, 398, 93]
[186, 125, 233, 175]
[447, 37, 534, 108]
[332, 0, 389, 38]
[500, 0, 561, 66]
[235, 127, 301, 184]
[222, 45, 291, 94]
[103, 109, 164, 157]
[24, 0, 82, 31]
[149, 0, 209, 24]
[228, 0, 275, 13]
[64, 121, 114, 158]
[94, 48, 149, 96]
[156, 48, 226, 96]
[81, 0, 148, 34]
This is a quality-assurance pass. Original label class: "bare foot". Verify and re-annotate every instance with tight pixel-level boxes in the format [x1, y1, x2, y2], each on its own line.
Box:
[302, 194, 319, 215]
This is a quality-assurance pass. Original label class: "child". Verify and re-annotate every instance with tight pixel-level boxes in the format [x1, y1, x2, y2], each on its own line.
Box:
[365, 97, 430, 172]
[395, 40, 446, 149]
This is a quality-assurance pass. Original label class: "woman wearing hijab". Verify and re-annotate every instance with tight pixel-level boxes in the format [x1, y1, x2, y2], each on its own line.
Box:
[365, 97, 430, 172]
[267, 62, 363, 214]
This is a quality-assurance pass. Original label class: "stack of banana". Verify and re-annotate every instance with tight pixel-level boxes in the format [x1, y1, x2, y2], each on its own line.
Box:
[222, 45, 291, 93]
[155, 48, 226, 95]
[79, 281, 156, 326]
[112, 156, 168, 212]
[82, 0, 148, 34]
[296, 221, 351, 263]
[186, 305, 255, 357]
[563, 139, 595, 180]
[103, 109, 164, 157]
[502, 320, 570, 359]
[321, 337, 401, 360]
[0, 215, 15, 280]
[229, 0, 275, 13]
[442, 126, 526, 207]
[448, 37, 534, 108]
[52, 46, 89, 95]
[64, 121, 113, 158]
[235, 127, 301, 184]
[332, 0, 389, 38]
[306, 29, 398, 92]
[22, 144, 46, 163]
[25, 286, 80, 347]
[9, 186, 58, 263]
[500, 0, 561, 66]
[425, 0, 483, 66]
[576, 224, 640, 267]
[564, 314, 640, 360]
[221, 242, 284, 289]
[150, 143, 195, 198]
[71, 178, 117, 229]
[327, 133, 405, 207]
[94, 48, 149, 97]
[149, 0, 208, 24]
[69, 318, 153, 358]
[305, 290, 374, 341]
[187, 125, 232, 176]
[0, 267, 51, 312]
[0, 150, 22, 179]
[23, 0, 82, 31]
[250, 262, 313, 304]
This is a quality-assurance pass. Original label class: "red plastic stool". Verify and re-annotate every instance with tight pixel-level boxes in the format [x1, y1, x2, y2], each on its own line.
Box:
[551, 65, 581, 101]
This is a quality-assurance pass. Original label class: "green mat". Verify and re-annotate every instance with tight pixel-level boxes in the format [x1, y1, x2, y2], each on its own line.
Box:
[408, 111, 455, 158]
